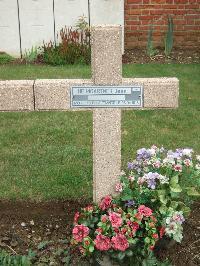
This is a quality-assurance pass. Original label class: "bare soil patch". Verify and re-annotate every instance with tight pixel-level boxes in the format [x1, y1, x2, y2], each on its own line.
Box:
[0, 200, 199, 265]
[122, 48, 200, 64]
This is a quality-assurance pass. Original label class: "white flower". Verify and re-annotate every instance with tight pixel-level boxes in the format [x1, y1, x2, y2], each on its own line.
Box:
[195, 164, 200, 170]
[159, 175, 169, 184]
[165, 222, 178, 235]
[182, 148, 193, 157]
[120, 170, 125, 176]
[148, 148, 156, 156]
[196, 155, 200, 162]
[163, 158, 175, 165]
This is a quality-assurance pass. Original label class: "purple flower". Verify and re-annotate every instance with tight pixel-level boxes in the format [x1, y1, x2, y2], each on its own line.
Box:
[137, 148, 151, 160]
[143, 172, 160, 190]
[147, 179, 156, 189]
[125, 200, 135, 207]
[127, 162, 134, 169]
[127, 161, 140, 171]
[167, 149, 183, 159]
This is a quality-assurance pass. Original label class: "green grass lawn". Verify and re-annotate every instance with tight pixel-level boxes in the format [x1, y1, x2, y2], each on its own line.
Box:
[0, 64, 199, 200]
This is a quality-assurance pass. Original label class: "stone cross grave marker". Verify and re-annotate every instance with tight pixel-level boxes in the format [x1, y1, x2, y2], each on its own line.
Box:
[72, 25, 179, 202]
[0, 25, 179, 203]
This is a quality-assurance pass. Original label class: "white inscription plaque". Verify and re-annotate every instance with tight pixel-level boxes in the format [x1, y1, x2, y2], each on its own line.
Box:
[71, 86, 143, 108]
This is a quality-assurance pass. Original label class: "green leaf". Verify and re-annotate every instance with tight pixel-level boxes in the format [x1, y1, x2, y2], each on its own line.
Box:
[120, 188, 133, 201]
[89, 245, 94, 253]
[37, 241, 49, 250]
[126, 250, 133, 257]
[170, 184, 182, 193]
[170, 175, 179, 186]
[117, 252, 125, 260]
[186, 187, 200, 196]
[181, 206, 191, 216]
[159, 205, 167, 214]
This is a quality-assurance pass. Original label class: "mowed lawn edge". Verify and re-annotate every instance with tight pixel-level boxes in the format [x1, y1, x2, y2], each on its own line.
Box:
[0, 64, 199, 200]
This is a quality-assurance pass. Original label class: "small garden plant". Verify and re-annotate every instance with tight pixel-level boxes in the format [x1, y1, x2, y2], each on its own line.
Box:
[71, 146, 200, 265]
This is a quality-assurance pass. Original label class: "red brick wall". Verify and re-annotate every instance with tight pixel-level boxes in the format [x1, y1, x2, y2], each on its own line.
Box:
[125, 0, 200, 48]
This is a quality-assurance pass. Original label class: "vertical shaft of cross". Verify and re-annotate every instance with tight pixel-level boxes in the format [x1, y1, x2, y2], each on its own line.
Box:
[92, 26, 122, 202]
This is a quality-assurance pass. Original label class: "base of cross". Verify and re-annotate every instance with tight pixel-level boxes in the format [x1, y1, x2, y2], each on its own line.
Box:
[0, 25, 179, 203]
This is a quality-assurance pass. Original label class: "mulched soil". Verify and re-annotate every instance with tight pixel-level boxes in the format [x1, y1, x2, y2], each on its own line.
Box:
[2, 48, 200, 66]
[0, 200, 199, 265]
[122, 48, 200, 64]
[0, 199, 89, 265]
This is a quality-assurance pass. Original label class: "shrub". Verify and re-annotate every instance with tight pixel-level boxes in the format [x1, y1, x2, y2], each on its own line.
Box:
[41, 26, 90, 66]
[71, 146, 200, 265]
[23, 46, 39, 63]
[0, 52, 14, 65]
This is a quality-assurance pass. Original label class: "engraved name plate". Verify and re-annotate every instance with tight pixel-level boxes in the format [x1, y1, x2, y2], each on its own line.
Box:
[71, 86, 143, 108]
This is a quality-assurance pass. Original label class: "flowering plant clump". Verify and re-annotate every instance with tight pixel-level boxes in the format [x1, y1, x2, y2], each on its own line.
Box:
[116, 146, 200, 242]
[71, 197, 162, 263]
[71, 146, 200, 264]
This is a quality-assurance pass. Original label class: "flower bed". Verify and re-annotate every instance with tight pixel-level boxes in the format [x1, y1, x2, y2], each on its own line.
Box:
[71, 146, 200, 265]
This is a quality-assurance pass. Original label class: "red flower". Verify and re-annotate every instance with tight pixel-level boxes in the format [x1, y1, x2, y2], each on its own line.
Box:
[114, 228, 119, 233]
[111, 234, 129, 251]
[152, 233, 159, 239]
[150, 215, 157, 223]
[99, 195, 112, 210]
[72, 224, 89, 242]
[101, 215, 108, 223]
[121, 228, 127, 234]
[84, 205, 94, 212]
[134, 212, 143, 221]
[138, 205, 153, 217]
[94, 234, 111, 251]
[149, 245, 155, 251]
[159, 227, 165, 238]
[149, 222, 155, 228]
[74, 212, 80, 224]
[84, 240, 90, 246]
[131, 222, 139, 232]
[96, 228, 103, 234]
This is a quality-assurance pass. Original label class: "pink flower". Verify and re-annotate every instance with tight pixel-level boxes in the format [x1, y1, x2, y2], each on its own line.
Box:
[138, 205, 153, 217]
[115, 183, 123, 192]
[184, 159, 191, 167]
[109, 212, 123, 228]
[137, 176, 145, 185]
[174, 164, 182, 172]
[74, 212, 80, 224]
[94, 234, 111, 251]
[111, 234, 129, 251]
[72, 224, 89, 242]
[128, 175, 135, 182]
[101, 215, 108, 223]
[153, 161, 161, 168]
[99, 195, 112, 210]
